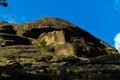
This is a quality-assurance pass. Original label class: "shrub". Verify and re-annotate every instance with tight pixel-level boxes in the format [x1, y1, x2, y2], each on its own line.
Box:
[39, 39, 50, 54]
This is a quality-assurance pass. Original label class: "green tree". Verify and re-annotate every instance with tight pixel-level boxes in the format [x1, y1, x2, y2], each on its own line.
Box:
[0, 0, 8, 7]
[39, 39, 50, 54]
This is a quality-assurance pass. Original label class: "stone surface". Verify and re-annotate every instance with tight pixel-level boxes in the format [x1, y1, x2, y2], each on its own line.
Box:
[0, 33, 31, 46]
[0, 17, 119, 80]
[0, 21, 31, 46]
[12, 17, 119, 58]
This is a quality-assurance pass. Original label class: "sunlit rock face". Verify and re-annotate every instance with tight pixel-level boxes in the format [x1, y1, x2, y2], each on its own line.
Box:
[11, 17, 119, 58]
[0, 17, 119, 80]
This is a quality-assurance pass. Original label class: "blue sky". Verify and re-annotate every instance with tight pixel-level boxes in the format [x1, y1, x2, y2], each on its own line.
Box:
[0, 0, 120, 49]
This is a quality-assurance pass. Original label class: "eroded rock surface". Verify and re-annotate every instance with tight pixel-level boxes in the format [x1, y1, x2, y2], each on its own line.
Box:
[12, 17, 119, 58]
[0, 17, 119, 80]
[0, 21, 31, 46]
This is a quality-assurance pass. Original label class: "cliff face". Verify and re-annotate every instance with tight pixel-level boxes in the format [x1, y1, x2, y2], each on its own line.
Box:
[0, 17, 119, 80]
[12, 17, 118, 57]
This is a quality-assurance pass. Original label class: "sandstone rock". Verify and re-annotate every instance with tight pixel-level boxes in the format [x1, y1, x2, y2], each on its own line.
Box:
[0, 17, 119, 80]
[0, 28, 15, 34]
[0, 24, 16, 34]
[88, 54, 120, 64]
[0, 22, 31, 46]
[12, 17, 118, 58]
[0, 33, 31, 46]
[34, 54, 53, 62]
[50, 55, 80, 63]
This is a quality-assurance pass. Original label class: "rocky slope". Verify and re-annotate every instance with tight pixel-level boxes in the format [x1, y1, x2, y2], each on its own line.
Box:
[0, 17, 119, 80]
[13, 17, 118, 57]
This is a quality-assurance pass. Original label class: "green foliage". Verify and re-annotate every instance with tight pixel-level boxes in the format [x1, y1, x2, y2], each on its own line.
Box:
[0, 0, 8, 7]
[39, 39, 50, 54]
[40, 39, 47, 47]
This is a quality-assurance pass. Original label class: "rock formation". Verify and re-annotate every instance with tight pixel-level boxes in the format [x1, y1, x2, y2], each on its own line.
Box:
[12, 17, 118, 58]
[0, 21, 31, 46]
[0, 17, 119, 80]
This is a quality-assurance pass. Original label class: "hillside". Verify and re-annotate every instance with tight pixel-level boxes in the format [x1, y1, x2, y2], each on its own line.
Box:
[0, 17, 119, 80]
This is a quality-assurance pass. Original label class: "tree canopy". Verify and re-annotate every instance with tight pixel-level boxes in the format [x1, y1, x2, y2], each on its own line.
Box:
[0, 0, 8, 7]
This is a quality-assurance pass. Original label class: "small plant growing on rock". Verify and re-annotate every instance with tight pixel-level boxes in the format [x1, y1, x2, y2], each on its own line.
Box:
[39, 39, 50, 54]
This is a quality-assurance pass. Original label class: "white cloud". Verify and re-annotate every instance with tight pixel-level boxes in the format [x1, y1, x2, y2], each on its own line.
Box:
[113, 0, 120, 12]
[114, 33, 120, 53]
[114, 0, 120, 11]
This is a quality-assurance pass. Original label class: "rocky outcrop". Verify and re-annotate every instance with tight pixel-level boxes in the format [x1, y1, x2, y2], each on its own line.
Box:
[0, 17, 119, 80]
[0, 22, 16, 34]
[12, 17, 118, 58]
[0, 21, 31, 46]
[0, 48, 120, 80]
